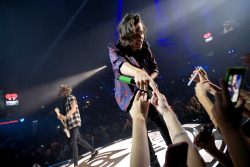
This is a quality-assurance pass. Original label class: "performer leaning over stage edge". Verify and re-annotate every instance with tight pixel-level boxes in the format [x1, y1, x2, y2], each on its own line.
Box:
[57, 85, 98, 167]
[108, 13, 172, 167]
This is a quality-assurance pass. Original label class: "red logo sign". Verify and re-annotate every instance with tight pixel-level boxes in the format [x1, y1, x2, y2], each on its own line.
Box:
[5, 94, 18, 101]
[203, 33, 211, 39]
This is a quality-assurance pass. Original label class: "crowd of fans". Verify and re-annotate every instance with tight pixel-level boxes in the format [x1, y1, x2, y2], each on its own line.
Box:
[129, 54, 250, 167]
[0, 55, 249, 166]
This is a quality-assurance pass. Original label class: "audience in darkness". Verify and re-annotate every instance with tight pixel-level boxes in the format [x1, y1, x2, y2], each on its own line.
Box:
[0, 54, 249, 166]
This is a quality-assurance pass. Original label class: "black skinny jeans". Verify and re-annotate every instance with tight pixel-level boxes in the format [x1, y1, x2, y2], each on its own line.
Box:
[70, 126, 95, 166]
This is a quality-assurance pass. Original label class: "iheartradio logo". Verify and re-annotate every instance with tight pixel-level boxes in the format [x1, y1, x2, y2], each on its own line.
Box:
[203, 33, 211, 39]
[204, 32, 213, 43]
[5, 94, 18, 101]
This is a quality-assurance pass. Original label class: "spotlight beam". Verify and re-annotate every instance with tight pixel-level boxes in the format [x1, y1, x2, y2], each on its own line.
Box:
[28, 0, 89, 81]
[20, 66, 106, 115]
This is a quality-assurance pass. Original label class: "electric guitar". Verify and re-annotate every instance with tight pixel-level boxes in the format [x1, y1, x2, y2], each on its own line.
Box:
[54, 108, 70, 138]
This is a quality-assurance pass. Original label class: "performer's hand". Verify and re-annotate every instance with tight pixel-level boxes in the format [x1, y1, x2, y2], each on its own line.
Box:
[130, 90, 150, 120]
[134, 70, 157, 91]
[149, 79, 158, 91]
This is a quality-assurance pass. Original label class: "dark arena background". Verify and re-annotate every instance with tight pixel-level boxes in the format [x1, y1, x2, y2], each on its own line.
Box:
[0, 0, 249, 166]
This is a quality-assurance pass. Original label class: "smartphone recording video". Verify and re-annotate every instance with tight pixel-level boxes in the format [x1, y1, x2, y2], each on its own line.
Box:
[225, 67, 245, 104]
[198, 123, 214, 143]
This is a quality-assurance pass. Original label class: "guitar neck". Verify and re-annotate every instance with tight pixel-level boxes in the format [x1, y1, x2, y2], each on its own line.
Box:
[55, 108, 67, 128]
[60, 119, 67, 127]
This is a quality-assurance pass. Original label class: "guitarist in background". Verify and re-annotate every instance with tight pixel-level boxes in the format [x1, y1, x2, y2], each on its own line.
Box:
[57, 84, 98, 167]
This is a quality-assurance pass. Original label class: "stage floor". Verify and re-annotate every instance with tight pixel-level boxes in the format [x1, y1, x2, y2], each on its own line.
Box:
[50, 123, 226, 167]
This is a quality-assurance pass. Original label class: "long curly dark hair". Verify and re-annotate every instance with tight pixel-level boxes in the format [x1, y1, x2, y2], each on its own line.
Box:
[118, 13, 147, 47]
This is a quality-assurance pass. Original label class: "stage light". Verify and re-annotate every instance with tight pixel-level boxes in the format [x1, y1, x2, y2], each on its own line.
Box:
[0, 120, 19, 125]
[20, 118, 25, 122]
[204, 66, 209, 70]
[83, 95, 88, 99]
[20, 66, 106, 114]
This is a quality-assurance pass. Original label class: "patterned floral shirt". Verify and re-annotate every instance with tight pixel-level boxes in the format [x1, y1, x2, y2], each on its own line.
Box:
[108, 41, 159, 112]
[63, 95, 81, 129]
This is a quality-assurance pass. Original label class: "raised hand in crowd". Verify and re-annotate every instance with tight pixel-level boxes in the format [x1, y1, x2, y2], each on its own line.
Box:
[190, 67, 220, 95]
[194, 70, 219, 128]
[213, 78, 245, 130]
[151, 90, 206, 167]
[151, 89, 173, 114]
[193, 67, 250, 120]
[194, 133, 233, 167]
[240, 89, 250, 117]
[242, 53, 250, 69]
[190, 67, 209, 83]
[130, 90, 150, 167]
[194, 133, 216, 151]
[212, 78, 250, 167]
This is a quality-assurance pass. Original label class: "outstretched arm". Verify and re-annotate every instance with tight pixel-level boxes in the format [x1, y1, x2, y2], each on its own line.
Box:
[130, 91, 150, 167]
[120, 62, 158, 91]
[195, 82, 218, 128]
[151, 90, 206, 167]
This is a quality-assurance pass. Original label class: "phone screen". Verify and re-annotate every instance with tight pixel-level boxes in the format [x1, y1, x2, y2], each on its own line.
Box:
[227, 74, 242, 103]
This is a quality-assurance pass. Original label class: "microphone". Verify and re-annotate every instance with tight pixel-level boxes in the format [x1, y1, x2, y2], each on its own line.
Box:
[116, 76, 136, 85]
[116, 76, 153, 98]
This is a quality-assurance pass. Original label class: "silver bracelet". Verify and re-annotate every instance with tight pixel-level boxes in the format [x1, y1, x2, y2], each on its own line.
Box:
[172, 131, 187, 143]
